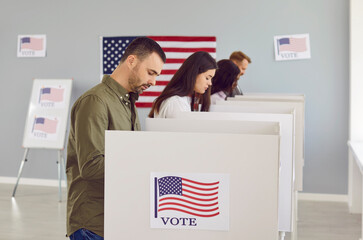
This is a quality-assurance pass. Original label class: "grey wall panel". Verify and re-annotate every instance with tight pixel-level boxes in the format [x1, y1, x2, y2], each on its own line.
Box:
[0, 0, 349, 194]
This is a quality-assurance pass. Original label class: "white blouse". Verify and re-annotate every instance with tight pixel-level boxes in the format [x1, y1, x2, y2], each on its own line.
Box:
[154, 95, 192, 118]
[210, 91, 227, 104]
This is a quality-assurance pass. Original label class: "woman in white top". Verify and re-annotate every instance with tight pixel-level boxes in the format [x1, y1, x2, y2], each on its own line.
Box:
[210, 59, 240, 104]
[149, 51, 217, 118]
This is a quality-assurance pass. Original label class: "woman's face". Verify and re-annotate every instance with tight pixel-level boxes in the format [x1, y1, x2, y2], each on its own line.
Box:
[194, 69, 216, 94]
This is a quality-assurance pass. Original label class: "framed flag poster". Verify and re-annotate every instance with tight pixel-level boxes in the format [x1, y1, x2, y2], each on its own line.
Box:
[17, 35, 47, 57]
[22, 79, 72, 149]
[274, 33, 311, 61]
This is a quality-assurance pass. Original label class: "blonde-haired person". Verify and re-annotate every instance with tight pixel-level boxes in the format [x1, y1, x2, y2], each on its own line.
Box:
[229, 51, 251, 97]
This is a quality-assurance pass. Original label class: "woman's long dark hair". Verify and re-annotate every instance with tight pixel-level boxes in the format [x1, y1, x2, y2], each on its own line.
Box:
[149, 51, 217, 117]
[211, 59, 240, 95]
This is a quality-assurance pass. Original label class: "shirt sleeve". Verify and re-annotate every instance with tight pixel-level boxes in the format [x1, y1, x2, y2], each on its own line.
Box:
[73, 95, 108, 180]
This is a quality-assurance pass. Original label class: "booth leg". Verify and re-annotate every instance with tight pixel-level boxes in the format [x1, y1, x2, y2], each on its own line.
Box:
[279, 231, 286, 240]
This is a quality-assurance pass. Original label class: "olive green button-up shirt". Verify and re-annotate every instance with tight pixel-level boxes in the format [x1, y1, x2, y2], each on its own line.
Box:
[66, 75, 140, 237]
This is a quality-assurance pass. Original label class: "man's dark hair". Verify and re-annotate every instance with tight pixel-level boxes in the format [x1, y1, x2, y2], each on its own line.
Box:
[120, 37, 166, 63]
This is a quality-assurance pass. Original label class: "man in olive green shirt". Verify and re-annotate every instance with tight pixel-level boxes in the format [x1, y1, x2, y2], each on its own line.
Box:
[66, 37, 165, 240]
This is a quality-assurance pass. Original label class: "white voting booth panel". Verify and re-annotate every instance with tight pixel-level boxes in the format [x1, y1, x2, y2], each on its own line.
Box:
[348, 141, 363, 240]
[105, 131, 280, 240]
[146, 118, 280, 135]
[175, 111, 294, 232]
[236, 93, 305, 102]
[348, 141, 363, 214]
[217, 99, 305, 192]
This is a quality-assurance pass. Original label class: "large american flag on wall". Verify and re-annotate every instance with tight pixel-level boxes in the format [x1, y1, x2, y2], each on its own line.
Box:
[100, 36, 217, 108]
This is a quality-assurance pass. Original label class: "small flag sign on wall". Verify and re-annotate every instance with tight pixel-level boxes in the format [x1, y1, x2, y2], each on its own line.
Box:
[274, 33, 311, 61]
[17, 35, 46, 57]
[100, 36, 217, 108]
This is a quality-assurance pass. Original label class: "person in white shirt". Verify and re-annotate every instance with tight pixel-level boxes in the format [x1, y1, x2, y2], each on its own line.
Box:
[210, 59, 240, 104]
[149, 51, 217, 118]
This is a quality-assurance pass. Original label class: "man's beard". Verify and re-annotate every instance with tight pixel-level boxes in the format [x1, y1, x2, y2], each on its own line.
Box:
[128, 67, 150, 94]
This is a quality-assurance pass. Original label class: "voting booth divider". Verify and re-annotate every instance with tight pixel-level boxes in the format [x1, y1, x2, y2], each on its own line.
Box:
[174, 111, 295, 235]
[213, 94, 305, 240]
[236, 93, 305, 102]
[347, 141, 363, 240]
[219, 95, 305, 191]
[146, 118, 280, 135]
[104, 119, 281, 239]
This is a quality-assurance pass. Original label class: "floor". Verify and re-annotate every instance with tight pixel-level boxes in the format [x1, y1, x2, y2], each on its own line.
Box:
[0, 183, 361, 240]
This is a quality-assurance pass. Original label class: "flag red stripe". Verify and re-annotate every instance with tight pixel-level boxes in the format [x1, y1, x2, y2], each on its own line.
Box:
[161, 69, 177, 75]
[148, 36, 216, 42]
[140, 91, 161, 97]
[162, 47, 216, 53]
[159, 197, 218, 207]
[159, 202, 219, 212]
[183, 188, 218, 196]
[135, 102, 153, 108]
[183, 183, 219, 191]
[158, 208, 220, 218]
[182, 194, 218, 202]
[156, 81, 169, 86]
[183, 178, 219, 186]
[166, 59, 186, 64]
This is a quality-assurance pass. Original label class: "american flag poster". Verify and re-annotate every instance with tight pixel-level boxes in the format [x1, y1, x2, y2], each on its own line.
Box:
[17, 35, 46, 57]
[150, 172, 229, 231]
[100, 36, 217, 108]
[274, 33, 311, 61]
[30, 116, 59, 141]
[37, 85, 66, 108]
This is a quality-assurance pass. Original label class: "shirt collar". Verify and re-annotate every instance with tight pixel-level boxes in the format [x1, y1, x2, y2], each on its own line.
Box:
[102, 75, 139, 103]
[218, 91, 227, 99]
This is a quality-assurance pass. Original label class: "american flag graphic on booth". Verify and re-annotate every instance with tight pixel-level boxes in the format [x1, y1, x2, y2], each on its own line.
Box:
[278, 37, 307, 53]
[32, 117, 58, 134]
[20, 37, 44, 51]
[101, 36, 217, 108]
[39, 87, 65, 103]
[156, 176, 219, 218]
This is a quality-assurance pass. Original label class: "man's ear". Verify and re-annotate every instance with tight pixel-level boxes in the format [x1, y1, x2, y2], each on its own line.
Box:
[126, 55, 137, 69]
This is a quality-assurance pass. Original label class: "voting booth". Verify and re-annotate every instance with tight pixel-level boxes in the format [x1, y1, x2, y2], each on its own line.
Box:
[173, 111, 295, 234]
[105, 130, 280, 240]
[236, 93, 305, 102]
[347, 141, 363, 240]
[146, 118, 280, 135]
[211, 96, 304, 240]
[218, 95, 305, 192]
